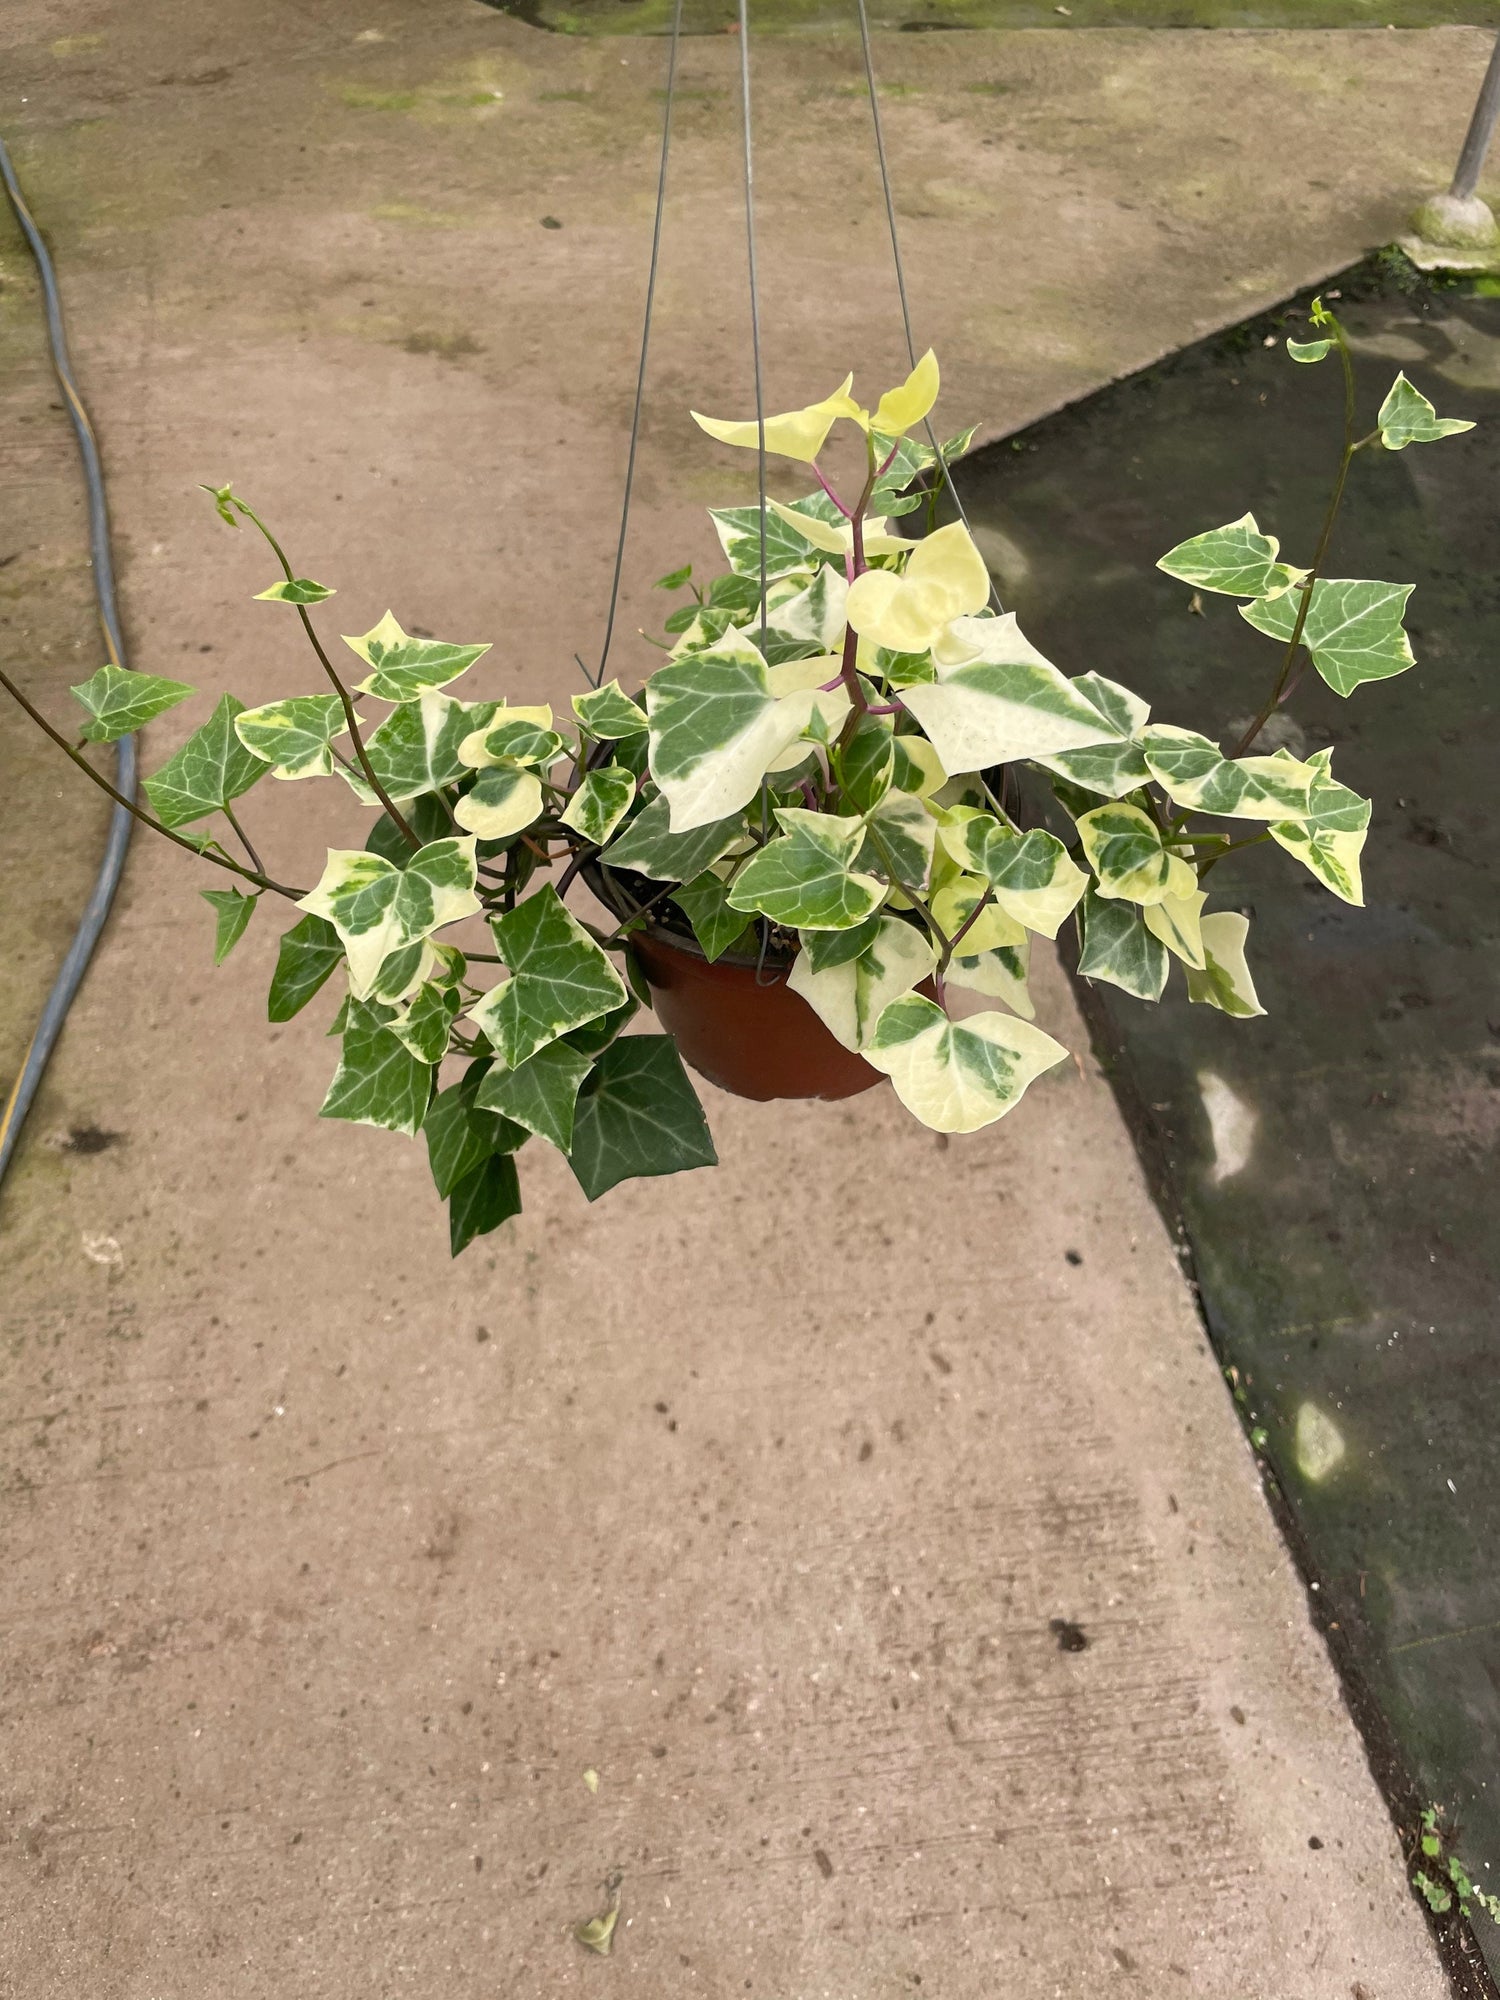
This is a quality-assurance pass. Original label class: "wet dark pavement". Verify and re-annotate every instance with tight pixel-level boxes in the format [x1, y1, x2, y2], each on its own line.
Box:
[963, 257, 1500, 1976]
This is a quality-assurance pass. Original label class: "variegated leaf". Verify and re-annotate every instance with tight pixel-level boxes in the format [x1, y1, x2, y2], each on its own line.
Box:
[1240, 579, 1414, 697]
[897, 613, 1122, 776]
[864, 993, 1068, 1134]
[1141, 725, 1316, 820]
[342, 691, 502, 804]
[1142, 888, 1208, 969]
[600, 794, 747, 885]
[1028, 672, 1152, 798]
[861, 790, 938, 897]
[573, 680, 648, 740]
[297, 836, 480, 1001]
[71, 664, 194, 743]
[235, 692, 348, 779]
[1267, 748, 1370, 905]
[1376, 373, 1474, 452]
[455, 766, 544, 841]
[1077, 803, 1196, 906]
[343, 610, 490, 702]
[1077, 888, 1169, 1001]
[389, 979, 461, 1064]
[787, 913, 935, 1051]
[945, 936, 1034, 1017]
[560, 766, 635, 848]
[320, 997, 431, 1136]
[1157, 513, 1302, 599]
[200, 887, 259, 964]
[1185, 911, 1265, 1017]
[931, 875, 1025, 956]
[255, 577, 333, 605]
[725, 809, 886, 932]
[470, 885, 628, 1070]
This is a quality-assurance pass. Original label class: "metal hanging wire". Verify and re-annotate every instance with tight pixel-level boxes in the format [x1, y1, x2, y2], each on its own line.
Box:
[736, 0, 770, 654]
[853, 0, 1003, 613]
[591, 0, 686, 689]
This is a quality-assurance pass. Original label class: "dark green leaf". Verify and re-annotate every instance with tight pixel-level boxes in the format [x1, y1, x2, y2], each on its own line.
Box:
[448, 1153, 522, 1256]
[424, 1075, 526, 1200]
[563, 995, 639, 1058]
[268, 913, 344, 1021]
[802, 910, 882, 974]
[475, 1041, 594, 1151]
[201, 887, 259, 964]
[567, 1035, 717, 1202]
[672, 870, 753, 962]
[365, 792, 453, 862]
[601, 794, 746, 885]
[653, 563, 693, 591]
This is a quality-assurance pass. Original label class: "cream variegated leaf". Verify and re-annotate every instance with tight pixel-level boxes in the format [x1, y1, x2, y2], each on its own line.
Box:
[559, 766, 635, 848]
[1028, 672, 1152, 798]
[235, 693, 349, 779]
[1142, 725, 1317, 821]
[319, 997, 431, 1137]
[945, 937, 1034, 1017]
[932, 875, 1025, 955]
[861, 790, 938, 897]
[787, 914, 936, 1051]
[1157, 513, 1304, 600]
[844, 522, 990, 658]
[572, 680, 647, 740]
[1376, 373, 1474, 452]
[864, 993, 1068, 1134]
[345, 691, 501, 804]
[454, 766, 544, 841]
[725, 808, 886, 932]
[1077, 889, 1169, 1001]
[692, 374, 859, 463]
[1267, 748, 1370, 905]
[1142, 888, 1209, 970]
[297, 836, 480, 1001]
[1077, 803, 1196, 906]
[897, 613, 1123, 776]
[1185, 911, 1266, 1018]
[1240, 579, 1415, 697]
[343, 611, 491, 701]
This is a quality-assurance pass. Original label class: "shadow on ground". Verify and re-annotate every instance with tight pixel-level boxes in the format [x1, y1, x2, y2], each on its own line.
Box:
[961, 251, 1500, 1985]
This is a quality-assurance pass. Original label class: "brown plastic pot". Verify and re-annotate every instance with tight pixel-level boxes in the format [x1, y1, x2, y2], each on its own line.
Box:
[587, 862, 881, 1103]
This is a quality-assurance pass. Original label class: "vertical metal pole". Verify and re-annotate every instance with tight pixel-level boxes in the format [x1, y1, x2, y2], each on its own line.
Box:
[1451, 31, 1500, 201]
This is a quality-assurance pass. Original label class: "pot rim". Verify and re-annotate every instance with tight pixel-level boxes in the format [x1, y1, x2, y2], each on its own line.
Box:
[582, 857, 794, 974]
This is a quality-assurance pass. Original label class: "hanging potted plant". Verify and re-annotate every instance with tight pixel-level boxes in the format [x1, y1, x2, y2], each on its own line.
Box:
[2, 312, 1472, 1252]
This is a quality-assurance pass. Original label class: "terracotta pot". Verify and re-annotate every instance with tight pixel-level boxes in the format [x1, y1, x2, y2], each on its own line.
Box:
[587, 863, 881, 1103]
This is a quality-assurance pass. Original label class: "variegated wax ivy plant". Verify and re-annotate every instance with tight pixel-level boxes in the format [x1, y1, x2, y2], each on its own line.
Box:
[4, 297, 1470, 1254]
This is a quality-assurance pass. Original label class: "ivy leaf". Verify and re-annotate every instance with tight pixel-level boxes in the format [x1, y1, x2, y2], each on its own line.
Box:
[254, 577, 334, 605]
[235, 693, 349, 778]
[567, 1035, 717, 1201]
[573, 679, 648, 739]
[644, 642, 840, 833]
[1267, 748, 1370, 906]
[1286, 336, 1333, 363]
[726, 809, 887, 932]
[1077, 888, 1169, 1001]
[1376, 372, 1474, 451]
[942, 815, 1089, 938]
[424, 1069, 526, 1200]
[709, 503, 824, 579]
[1077, 803, 1196, 906]
[298, 836, 480, 1000]
[267, 913, 344, 1021]
[1156, 513, 1302, 599]
[365, 792, 454, 863]
[600, 794, 746, 884]
[863, 993, 1068, 1134]
[787, 914, 935, 1051]
[1141, 724, 1316, 820]
[475, 1040, 594, 1151]
[470, 885, 628, 1069]
[560, 767, 635, 848]
[860, 792, 937, 897]
[347, 691, 500, 803]
[762, 565, 848, 654]
[460, 717, 565, 769]
[320, 998, 432, 1136]
[448, 1153, 522, 1257]
[1027, 672, 1152, 800]
[70, 664, 195, 743]
[389, 979, 460, 1064]
[672, 869, 753, 962]
[343, 610, 490, 701]
[454, 766, 543, 841]
[654, 563, 693, 591]
[200, 887, 259, 964]
[1185, 911, 1266, 1018]
[1141, 888, 1209, 970]
[802, 909, 882, 973]
[838, 713, 895, 813]
[143, 693, 268, 827]
[1240, 578, 1414, 696]
[946, 937, 1033, 1017]
[897, 613, 1122, 776]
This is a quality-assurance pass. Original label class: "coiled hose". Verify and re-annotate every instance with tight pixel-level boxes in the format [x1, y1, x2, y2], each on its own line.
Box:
[0, 134, 136, 1188]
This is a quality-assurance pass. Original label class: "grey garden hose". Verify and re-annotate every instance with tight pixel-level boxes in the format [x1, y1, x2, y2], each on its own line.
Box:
[0, 133, 136, 1189]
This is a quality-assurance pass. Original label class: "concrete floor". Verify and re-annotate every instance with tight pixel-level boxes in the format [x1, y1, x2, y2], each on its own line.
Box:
[2, 4, 1492, 1992]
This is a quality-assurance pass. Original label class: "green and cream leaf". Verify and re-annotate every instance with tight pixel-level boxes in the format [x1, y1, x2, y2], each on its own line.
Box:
[1077, 803, 1196, 906]
[1376, 373, 1474, 452]
[144, 693, 268, 826]
[1077, 889, 1169, 1001]
[1141, 724, 1316, 820]
[863, 994, 1068, 1134]
[1157, 513, 1302, 599]
[255, 577, 334, 605]
[320, 998, 432, 1137]
[470, 885, 628, 1070]
[560, 766, 636, 848]
[897, 614, 1123, 776]
[71, 664, 195, 743]
[1240, 578, 1415, 696]
[343, 610, 491, 701]
[726, 809, 886, 932]
[455, 765, 544, 842]
[235, 693, 349, 779]
[1268, 747, 1369, 905]
[787, 914, 936, 1051]
[1185, 911, 1265, 1017]
[600, 794, 747, 885]
[573, 680, 648, 740]
[347, 691, 500, 802]
[298, 836, 480, 1001]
